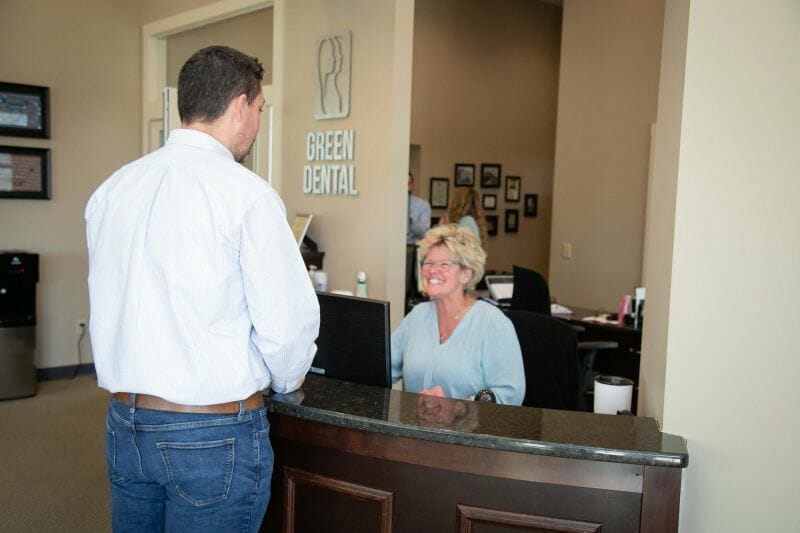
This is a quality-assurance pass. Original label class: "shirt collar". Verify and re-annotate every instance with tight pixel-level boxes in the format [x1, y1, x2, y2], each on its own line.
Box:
[166, 129, 234, 161]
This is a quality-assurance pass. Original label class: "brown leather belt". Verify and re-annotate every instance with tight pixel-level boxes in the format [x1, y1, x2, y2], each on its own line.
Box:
[112, 391, 264, 414]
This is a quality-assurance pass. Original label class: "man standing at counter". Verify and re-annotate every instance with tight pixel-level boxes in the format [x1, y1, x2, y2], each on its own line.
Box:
[85, 46, 319, 532]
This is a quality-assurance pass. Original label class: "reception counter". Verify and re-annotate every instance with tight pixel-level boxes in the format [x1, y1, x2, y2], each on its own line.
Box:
[261, 374, 687, 532]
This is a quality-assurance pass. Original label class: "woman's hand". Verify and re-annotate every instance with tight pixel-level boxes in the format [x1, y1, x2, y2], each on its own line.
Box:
[420, 385, 445, 397]
[438, 214, 450, 225]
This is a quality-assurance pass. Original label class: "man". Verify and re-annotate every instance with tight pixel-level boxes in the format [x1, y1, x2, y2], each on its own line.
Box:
[407, 172, 431, 243]
[85, 46, 319, 532]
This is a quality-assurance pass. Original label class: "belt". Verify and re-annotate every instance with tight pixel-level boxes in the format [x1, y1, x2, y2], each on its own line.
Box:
[112, 391, 264, 414]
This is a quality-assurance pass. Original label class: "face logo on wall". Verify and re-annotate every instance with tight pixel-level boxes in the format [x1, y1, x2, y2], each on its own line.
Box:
[315, 30, 352, 120]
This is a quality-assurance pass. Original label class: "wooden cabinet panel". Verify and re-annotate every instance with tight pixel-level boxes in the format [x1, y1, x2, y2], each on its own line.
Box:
[283, 467, 392, 533]
[457, 504, 602, 532]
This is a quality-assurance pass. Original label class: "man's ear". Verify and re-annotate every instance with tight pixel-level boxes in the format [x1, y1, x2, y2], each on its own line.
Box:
[230, 93, 248, 123]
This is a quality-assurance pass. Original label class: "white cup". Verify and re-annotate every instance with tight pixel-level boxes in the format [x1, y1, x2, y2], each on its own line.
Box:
[314, 271, 327, 292]
[593, 375, 634, 414]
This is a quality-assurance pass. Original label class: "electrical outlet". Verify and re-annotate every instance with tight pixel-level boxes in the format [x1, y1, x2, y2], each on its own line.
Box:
[561, 242, 572, 260]
[76, 319, 87, 335]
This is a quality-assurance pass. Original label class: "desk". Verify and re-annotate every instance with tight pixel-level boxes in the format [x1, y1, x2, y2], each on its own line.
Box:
[261, 374, 687, 532]
[557, 306, 643, 413]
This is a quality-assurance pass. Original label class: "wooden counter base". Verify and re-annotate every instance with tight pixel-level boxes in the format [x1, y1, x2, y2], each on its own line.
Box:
[261, 415, 680, 532]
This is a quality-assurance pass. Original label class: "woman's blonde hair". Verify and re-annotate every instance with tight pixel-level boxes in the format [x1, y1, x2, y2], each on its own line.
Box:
[418, 224, 486, 290]
[446, 188, 488, 246]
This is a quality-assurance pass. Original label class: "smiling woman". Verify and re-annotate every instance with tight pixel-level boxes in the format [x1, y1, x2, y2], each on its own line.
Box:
[391, 224, 525, 405]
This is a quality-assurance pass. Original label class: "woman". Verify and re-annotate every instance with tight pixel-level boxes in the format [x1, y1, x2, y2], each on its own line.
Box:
[440, 188, 488, 247]
[391, 224, 525, 405]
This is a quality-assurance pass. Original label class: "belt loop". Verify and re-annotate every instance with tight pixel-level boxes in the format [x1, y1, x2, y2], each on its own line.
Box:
[129, 393, 137, 416]
[238, 399, 245, 417]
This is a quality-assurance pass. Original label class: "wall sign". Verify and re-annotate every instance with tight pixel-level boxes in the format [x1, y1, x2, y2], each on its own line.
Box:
[314, 30, 352, 120]
[303, 129, 357, 196]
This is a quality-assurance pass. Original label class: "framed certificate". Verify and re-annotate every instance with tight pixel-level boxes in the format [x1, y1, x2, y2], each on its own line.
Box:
[505, 175, 521, 202]
[0, 145, 51, 200]
[429, 177, 449, 208]
[0, 82, 50, 139]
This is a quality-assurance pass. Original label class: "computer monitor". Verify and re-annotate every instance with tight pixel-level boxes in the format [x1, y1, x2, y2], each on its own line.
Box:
[310, 292, 391, 388]
[484, 274, 514, 300]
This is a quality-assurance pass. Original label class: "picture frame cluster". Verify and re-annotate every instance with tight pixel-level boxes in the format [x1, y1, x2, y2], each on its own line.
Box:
[424, 161, 539, 237]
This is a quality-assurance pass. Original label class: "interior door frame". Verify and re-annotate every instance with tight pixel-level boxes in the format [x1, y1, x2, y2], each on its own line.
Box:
[142, 0, 282, 189]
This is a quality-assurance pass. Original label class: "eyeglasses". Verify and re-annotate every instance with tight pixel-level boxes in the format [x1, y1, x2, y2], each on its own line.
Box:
[421, 260, 460, 273]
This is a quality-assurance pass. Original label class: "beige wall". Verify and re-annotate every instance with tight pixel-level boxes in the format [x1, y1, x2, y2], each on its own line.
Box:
[278, 0, 412, 327]
[141, 0, 220, 25]
[411, 0, 561, 275]
[548, 0, 664, 310]
[0, 0, 142, 370]
[637, 0, 688, 422]
[166, 8, 274, 86]
[3, 0, 800, 529]
[658, 1, 800, 529]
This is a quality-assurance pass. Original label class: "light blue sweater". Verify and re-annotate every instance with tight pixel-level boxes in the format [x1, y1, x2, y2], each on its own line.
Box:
[391, 300, 525, 405]
[457, 215, 480, 244]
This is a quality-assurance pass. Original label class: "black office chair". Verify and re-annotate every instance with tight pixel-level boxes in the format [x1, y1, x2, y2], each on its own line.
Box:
[510, 265, 551, 315]
[506, 310, 579, 410]
[508, 265, 617, 410]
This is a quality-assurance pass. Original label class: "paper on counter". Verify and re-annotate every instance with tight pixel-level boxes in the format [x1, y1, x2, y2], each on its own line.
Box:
[582, 314, 618, 325]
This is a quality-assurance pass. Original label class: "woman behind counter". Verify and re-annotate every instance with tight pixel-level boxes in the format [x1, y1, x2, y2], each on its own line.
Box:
[392, 225, 525, 405]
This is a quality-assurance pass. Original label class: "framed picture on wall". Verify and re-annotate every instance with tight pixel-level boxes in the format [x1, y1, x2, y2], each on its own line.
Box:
[429, 177, 449, 208]
[480, 163, 501, 188]
[486, 215, 498, 236]
[482, 193, 497, 210]
[454, 163, 475, 187]
[0, 82, 50, 139]
[504, 209, 519, 233]
[505, 175, 521, 202]
[0, 145, 51, 200]
[524, 194, 538, 217]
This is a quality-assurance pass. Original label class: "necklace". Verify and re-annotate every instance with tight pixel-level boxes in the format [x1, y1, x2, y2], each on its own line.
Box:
[438, 301, 470, 342]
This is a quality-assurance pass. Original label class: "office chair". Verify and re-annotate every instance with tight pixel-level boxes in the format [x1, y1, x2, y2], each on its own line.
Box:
[506, 310, 579, 410]
[508, 266, 618, 410]
[510, 265, 551, 315]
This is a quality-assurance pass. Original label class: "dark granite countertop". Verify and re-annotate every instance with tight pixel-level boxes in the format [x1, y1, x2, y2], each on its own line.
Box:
[267, 374, 688, 468]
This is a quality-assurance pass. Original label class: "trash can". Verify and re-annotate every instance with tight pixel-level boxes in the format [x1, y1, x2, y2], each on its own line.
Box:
[593, 375, 634, 415]
[0, 251, 38, 400]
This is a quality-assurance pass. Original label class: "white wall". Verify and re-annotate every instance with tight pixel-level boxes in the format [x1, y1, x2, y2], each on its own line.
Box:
[657, 0, 800, 530]
[548, 0, 664, 310]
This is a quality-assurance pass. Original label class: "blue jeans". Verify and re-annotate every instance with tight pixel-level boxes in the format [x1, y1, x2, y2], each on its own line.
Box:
[105, 396, 273, 533]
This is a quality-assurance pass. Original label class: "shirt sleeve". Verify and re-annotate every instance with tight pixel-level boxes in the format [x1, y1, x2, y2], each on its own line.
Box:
[239, 191, 320, 394]
[409, 198, 431, 241]
[480, 310, 526, 405]
[390, 316, 408, 384]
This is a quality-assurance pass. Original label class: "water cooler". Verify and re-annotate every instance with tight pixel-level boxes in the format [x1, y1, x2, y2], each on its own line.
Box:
[0, 251, 39, 400]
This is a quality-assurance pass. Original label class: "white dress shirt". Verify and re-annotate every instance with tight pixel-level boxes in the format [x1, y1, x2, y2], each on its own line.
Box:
[85, 129, 319, 404]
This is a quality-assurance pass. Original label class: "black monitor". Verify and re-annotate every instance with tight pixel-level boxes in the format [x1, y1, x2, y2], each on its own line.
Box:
[310, 292, 391, 388]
